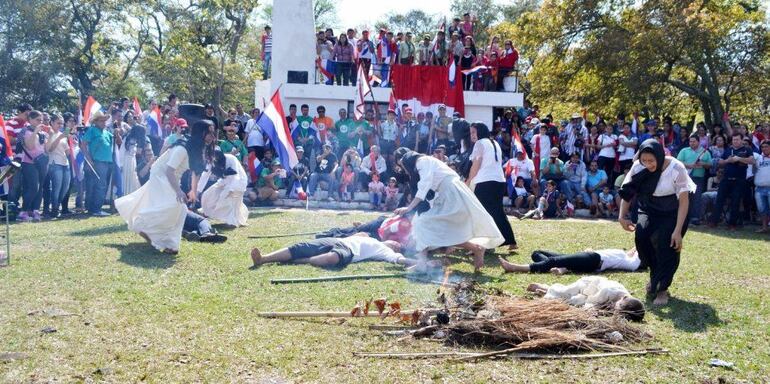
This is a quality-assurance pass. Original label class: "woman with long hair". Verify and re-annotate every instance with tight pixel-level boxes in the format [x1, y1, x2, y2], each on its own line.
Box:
[120, 124, 150, 195]
[200, 149, 249, 227]
[18, 110, 48, 222]
[116, 120, 215, 254]
[466, 122, 518, 251]
[394, 147, 504, 272]
[618, 139, 696, 305]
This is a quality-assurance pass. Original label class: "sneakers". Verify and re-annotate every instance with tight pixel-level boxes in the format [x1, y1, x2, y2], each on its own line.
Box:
[17, 211, 31, 222]
[92, 211, 111, 217]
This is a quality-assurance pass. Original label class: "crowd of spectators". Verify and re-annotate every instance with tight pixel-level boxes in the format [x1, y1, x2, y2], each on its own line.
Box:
[261, 12, 520, 91]
[3, 90, 769, 233]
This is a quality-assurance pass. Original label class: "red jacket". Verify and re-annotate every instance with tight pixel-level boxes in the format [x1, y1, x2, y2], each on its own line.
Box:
[499, 48, 519, 68]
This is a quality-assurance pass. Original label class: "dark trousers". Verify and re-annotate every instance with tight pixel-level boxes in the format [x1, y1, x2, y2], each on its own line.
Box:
[711, 177, 746, 226]
[474, 180, 516, 246]
[528, 250, 601, 273]
[315, 216, 387, 240]
[635, 210, 688, 294]
[597, 156, 615, 182]
[335, 62, 353, 86]
[85, 160, 112, 214]
[21, 160, 48, 212]
[689, 176, 704, 223]
[184, 211, 213, 235]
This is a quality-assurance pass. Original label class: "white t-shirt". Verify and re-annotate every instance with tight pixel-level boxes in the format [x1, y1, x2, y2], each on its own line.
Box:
[507, 157, 535, 180]
[530, 134, 551, 160]
[471, 138, 505, 184]
[245, 118, 265, 147]
[617, 135, 637, 161]
[596, 249, 641, 271]
[754, 152, 770, 187]
[622, 157, 696, 197]
[598, 134, 617, 158]
[338, 236, 402, 264]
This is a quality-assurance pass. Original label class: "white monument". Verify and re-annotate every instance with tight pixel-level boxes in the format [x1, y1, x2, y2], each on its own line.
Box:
[255, 0, 524, 127]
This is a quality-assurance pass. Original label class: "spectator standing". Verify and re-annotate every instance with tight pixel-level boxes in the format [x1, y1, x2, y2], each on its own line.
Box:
[332, 34, 355, 86]
[753, 140, 770, 233]
[709, 133, 755, 229]
[431, 31, 447, 65]
[80, 110, 113, 217]
[677, 135, 712, 225]
[461, 12, 475, 37]
[398, 32, 415, 65]
[357, 30, 376, 77]
[43, 114, 69, 218]
[497, 41, 519, 89]
[460, 46, 475, 90]
[219, 122, 248, 163]
[120, 125, 151, 196]
[245, 108, 267, 160]
[379, 109, 399, 162]
[449, 33, 464, 64]
[596, 126, 618, 180]
[560, 113, 587, 159]
[617, 122, 638, 171]
[417, 35, 432, 65]
[448, 17, 462, 38]
[292, 105, 318, 166]
[313, 106, 334, 145]
[261, 26, 272, 79]
[530, 125, 551, 179]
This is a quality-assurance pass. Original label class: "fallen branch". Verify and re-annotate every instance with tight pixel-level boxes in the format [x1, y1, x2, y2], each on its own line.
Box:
[257, 311, 413, 318]
[354, 348, 669, 361]
[270, 273, 407, 284]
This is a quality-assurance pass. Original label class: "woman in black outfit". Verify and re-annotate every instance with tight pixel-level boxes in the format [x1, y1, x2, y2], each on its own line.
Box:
[466, 122, 517, 251]
[618, 139, 695, 305]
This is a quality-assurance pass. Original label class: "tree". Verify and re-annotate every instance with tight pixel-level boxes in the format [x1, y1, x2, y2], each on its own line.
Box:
[383, 10, 440, 38]
[510, 0, 770, 125]
[314, 0, 338, 30]
[450, 0, 501, 44]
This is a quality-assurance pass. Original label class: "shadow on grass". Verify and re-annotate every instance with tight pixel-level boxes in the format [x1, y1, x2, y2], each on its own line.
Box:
[106, 242, 177, 269]
[686, 225, 768, 241]
[69, 223, 126, 236]
[247, 210, 283, 220]
[650, 296, 724, 332]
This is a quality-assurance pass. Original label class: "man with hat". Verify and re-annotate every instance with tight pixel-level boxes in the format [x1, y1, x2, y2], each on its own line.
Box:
[80, 110, 113, 216]
[433, 105, 453, 154]
[256, 158, 285, 203]
[379, 109, 399, 162]
[399, 107, 418, 151]
[417, 34, 432, 65]
[560, 112, 587, 161]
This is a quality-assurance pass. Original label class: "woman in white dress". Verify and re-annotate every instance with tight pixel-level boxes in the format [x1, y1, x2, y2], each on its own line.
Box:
[618, 139, 696, 306]
[393, 147, 504, 272]
[119, 125, 149, 195]
[116, 120, 214, 254]
[201, 150, 249, 227]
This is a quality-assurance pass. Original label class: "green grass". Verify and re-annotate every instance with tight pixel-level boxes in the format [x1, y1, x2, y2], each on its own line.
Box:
[1, 209, 769, 383]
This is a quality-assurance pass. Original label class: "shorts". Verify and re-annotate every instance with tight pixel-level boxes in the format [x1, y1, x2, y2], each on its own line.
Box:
[287, 238, 353, 267]
[755, 186, 770, 216]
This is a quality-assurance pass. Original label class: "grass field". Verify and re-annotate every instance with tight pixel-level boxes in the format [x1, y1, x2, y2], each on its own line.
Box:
[1, 208, 769, 383]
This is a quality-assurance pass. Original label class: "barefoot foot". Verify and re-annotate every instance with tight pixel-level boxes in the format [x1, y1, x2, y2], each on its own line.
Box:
[652, 290, 670, 306]
[472, 245, 485, 272]
[498, 257, 529, 273]
[162, 248, 178, 255]
[139, 232, 152, 245]
[549, 267, 568, 275]
[250, 248, 262, 267]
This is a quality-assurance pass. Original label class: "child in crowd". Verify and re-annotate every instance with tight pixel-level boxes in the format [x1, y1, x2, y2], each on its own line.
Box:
[597, 185, 615, 218]
[512, 176, 535, 212]
[520, 180, 560, 220]
[368, 173, 385, 210]
[384, 177, 400, 211]
[339, 163, 355, 202]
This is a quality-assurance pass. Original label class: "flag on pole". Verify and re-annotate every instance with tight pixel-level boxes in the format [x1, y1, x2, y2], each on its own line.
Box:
[354, 64, 372, 120]
[256, 89, 298, 171]
[146, 106, 162, 137]
[132, 97, 142, 117]
[448, 59, 457, 87]
[0, 116, 13, 158]
[461, 65, 489, 76]
[82, 96, 102, 126]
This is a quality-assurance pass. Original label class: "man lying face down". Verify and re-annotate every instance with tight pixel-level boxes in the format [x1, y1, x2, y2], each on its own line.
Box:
[250, 233, 438, 271]
[527, 276, 645, 322]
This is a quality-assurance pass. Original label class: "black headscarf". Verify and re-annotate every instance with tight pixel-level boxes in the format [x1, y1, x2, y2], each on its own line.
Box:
[618, 139, 665, 204]
[172, 119, 213, 175]
[394, 147, 434, 213]
[211, 148, 238, 178]
[125, 125, 148, 150]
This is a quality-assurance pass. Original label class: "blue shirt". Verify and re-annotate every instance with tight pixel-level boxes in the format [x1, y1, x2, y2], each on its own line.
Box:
[586, 169, 607, 190]
[82, 126, 113, 163]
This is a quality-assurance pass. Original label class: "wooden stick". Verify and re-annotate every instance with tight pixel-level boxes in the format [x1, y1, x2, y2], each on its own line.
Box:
[355, 348, 669, 361]
[257, 311, 413, 318]
[453, 346, 528, 361]
[354, 352, 482, 359]
[270, 273, 407, 284]
[368, 325, 419, 331]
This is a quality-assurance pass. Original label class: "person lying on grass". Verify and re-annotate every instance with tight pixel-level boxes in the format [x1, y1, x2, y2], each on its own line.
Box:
[526, 276, 645, 321]
[250, 234, 439, 271]
[499, 248, 640, 275]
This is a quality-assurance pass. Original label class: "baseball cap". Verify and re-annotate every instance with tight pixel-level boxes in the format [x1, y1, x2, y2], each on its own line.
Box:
[295, 145, 304, 152]
[176, 118, 188, 128]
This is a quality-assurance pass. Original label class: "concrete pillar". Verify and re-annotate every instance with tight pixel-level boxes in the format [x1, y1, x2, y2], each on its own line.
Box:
[270, 0, 316, 92]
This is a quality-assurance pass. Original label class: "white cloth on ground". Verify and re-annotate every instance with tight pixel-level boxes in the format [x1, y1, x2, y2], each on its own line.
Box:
[115, 146, 189, 251]
[544, 276, 630, 309]
[411, 156, 504, 252]
[201, 153, 249, 226]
